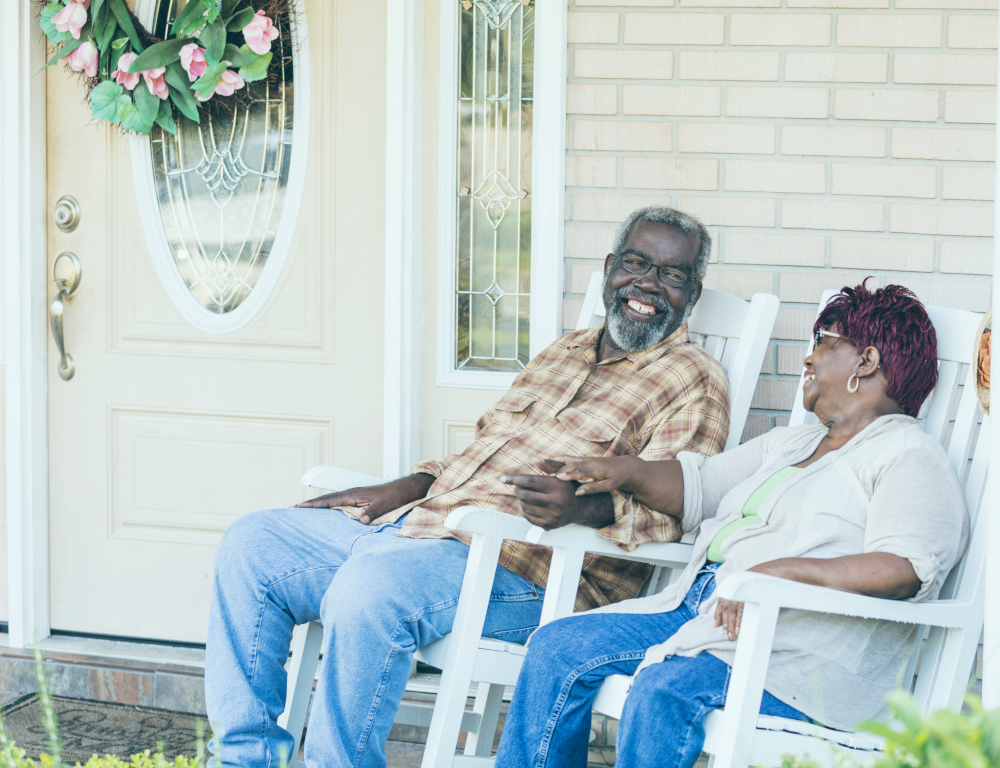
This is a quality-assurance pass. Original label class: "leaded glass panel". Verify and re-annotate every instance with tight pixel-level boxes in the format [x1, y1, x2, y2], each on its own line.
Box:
[455, 0, 533, 372]
[148, 0, 293, 315]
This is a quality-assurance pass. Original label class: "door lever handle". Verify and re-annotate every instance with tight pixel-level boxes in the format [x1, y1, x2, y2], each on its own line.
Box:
[49, 252, 82, 382]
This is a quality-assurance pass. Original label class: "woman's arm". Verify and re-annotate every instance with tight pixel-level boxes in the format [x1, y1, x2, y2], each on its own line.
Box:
[714, 552, 920, 640]
[547, 456, 686, 518]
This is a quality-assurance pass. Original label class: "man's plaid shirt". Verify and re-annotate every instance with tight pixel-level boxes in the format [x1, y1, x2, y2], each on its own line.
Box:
[363, 323, 730, 611]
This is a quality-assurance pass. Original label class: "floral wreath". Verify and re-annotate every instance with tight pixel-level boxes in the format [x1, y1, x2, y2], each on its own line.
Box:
[39, 0, 290, 135]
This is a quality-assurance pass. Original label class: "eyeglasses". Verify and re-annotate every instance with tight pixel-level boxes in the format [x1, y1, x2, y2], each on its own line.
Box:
[813, 328, 842, 347]
[618, 254, 691, 289]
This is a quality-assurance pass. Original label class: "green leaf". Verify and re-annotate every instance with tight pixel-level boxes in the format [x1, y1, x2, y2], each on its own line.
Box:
[99, 12, 119, 52]
[155, 97, 177, 135]
[111, 94, 132, 123]
[201, 18, 227, 63]
[90, 80, 124, 121]
[111, 37, 129, 50]
[226, 6, 255, 32]
[108, 0, 143, 52]
[92, 3, 109, 51]
[40, 37, 83, 71]
[133, 79, 161, 125]
[170, 0, 207, 38]
[205, 2, 221, 24]
[223, 43, 256, 67]
[40, 3, 73, 45]
[191, 59, 227, 97]
[220, 0, 241, 18]
[126, 38, 188, 72]
[164, 63, 201, 122]
[238, 50, 271, 83]
[121, 98, 154, 133]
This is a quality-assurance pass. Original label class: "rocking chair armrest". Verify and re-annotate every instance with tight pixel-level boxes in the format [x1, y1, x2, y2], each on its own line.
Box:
[523, 524, 695, 569]
[444, 507, 536, 541]
[300, 465, 384, 492]
[718, 572, 973, 629]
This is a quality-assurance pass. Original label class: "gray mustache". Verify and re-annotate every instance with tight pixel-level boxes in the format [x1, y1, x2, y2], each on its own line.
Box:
[612, 286, 670, 314]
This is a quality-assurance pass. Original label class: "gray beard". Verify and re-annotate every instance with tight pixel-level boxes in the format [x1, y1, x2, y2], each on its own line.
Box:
[604, 283, 694, 353]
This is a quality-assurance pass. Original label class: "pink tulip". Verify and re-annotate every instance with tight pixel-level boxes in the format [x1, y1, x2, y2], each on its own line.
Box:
[52, 0, 90, 41]
[242, 10, 278, 55]
[111, 51, 141, 90]
[179, 43, 208, 82]
[66, 40, 98, 78]
[143, 66, 169, 100]
[195, 69, 246, 101]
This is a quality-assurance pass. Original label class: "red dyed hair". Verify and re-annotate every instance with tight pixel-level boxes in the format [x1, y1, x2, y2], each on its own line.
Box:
[814, 280, 937, 417]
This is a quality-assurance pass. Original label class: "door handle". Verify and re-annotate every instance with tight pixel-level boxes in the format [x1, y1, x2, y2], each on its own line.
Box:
[50, 252, 82, 382]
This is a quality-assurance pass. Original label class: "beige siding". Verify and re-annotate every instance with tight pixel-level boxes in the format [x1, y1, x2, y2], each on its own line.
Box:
[564, 2, 994, 431]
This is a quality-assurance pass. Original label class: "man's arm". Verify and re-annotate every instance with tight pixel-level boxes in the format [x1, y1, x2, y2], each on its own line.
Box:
[499, 470, 616, 531]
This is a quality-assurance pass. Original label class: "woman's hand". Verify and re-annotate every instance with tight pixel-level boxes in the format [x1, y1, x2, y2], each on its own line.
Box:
[715, 598, 744, 641]
[544, 455, 641, 496]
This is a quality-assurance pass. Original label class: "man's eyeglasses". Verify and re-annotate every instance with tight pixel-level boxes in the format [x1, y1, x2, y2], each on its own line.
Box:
[617, 254, 690, 288]
[813, 328, 842, 347]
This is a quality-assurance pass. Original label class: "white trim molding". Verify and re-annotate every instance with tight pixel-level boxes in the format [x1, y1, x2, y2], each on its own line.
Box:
[2, 0, 51, 647]
[435, 0, 568, 390]
[131, 0, 311, 336]
[383, 0, 424, 478]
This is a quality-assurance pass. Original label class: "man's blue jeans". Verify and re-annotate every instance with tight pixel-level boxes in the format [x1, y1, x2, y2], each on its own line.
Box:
[494, 564, 807, 768]
[205, 508, 545, 768]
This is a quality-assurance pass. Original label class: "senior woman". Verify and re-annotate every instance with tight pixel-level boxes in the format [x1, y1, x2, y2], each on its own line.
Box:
[495, 282, 968, 768]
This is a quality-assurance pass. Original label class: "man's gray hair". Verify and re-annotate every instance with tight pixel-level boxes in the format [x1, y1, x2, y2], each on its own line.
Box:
[611, 206, 711, 284]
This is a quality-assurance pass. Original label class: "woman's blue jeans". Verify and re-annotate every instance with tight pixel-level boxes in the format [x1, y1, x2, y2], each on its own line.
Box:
[204, 508, 545, 768]
[494, 564, 807, 768]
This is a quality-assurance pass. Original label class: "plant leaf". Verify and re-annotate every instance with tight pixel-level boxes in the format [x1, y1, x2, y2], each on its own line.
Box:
[126, 38, 188, 72]
[205, 2, 221, 25]
[223, 43, 257, 67]
[40, 3, 73, 45]
[40, 37, 83, 71]
[112, 94, 132, 124]
[171, 0, 208, 38]
[155, 98, 177, 135]
[238, 50, 271, 83]
[90, 80, 124, 121]
[191, 59, 227, 97]
[133, 79, 161, 125]
[108, 0, 143, 52]
[100, 12, 119, 51]
[111, 37, 129, 50]
[164, 63, 201, 122]
[92, 2, 110, 51]
[221, 0, 241, 18]
[226, 6, 255, 32]
[201, 17, 227, 63]
[121, 99, 154, 134]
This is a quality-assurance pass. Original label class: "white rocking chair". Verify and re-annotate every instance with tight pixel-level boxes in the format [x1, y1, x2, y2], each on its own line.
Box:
[279, 276, 779, 767]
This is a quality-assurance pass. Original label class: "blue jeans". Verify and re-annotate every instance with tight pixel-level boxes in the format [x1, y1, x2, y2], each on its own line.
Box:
[494, 564, 806, 768]
[205, 509, 545, 768]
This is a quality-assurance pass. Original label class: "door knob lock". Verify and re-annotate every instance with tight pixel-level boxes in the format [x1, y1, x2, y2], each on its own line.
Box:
[53, 195, 81, 233]
[50, 252, 82, 381]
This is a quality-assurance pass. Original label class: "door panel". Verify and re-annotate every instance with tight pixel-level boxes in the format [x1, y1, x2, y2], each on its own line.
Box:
[46, 0, 387, 643]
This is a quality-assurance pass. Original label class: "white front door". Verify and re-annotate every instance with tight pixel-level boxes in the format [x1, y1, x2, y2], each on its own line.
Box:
[44, 0, 387, 644]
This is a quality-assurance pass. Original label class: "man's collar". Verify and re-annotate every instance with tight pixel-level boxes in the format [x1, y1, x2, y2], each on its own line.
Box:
[562, 323, 691, 369]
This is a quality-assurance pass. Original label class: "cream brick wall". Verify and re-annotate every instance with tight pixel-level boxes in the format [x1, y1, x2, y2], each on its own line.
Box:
[563, 0, 995, 436]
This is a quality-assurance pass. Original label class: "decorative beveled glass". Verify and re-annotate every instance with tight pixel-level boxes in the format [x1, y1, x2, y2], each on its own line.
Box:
[147, 0, 294, 315]
[455, 0, 534, 372]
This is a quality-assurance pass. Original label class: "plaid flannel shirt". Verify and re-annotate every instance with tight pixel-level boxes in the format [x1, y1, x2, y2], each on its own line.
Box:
[354, 324, 730, 611]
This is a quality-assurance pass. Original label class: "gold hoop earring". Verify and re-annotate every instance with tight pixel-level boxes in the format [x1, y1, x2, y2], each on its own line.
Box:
[847, 374, 860, 394]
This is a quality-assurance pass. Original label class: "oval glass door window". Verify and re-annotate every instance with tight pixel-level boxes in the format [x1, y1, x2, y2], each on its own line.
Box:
[131, 0, 310, 334]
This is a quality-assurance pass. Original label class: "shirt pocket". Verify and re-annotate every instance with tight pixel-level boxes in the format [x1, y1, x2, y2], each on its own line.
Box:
[556, 406, 621, 450]
[486, 391, 537, 433]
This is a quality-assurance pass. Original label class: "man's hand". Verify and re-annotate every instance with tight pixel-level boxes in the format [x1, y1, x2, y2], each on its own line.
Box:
[501, 461, 615, 531]
[295, 473, 436, 525]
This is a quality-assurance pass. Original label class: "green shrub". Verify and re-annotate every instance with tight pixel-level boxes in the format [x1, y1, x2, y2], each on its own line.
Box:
[766, 689, 1000, 768]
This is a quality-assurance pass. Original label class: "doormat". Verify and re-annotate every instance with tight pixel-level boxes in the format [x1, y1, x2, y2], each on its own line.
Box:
[0, 694, 207, 764]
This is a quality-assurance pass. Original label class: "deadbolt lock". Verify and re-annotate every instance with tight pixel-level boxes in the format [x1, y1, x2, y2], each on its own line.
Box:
[54, 195, 81, 233]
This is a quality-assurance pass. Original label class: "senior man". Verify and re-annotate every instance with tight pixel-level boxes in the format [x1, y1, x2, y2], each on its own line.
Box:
[204, 206, 730, 768]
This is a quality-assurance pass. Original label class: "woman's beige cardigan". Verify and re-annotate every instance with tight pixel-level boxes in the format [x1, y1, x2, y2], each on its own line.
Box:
[585, 414, 968, 730]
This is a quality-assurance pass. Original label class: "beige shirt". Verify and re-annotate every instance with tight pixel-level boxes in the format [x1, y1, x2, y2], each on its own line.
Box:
[585, 414, 968, 730]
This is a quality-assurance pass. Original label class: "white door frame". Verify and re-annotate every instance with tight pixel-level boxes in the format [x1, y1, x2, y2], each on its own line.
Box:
[2, 0, 50, 648]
